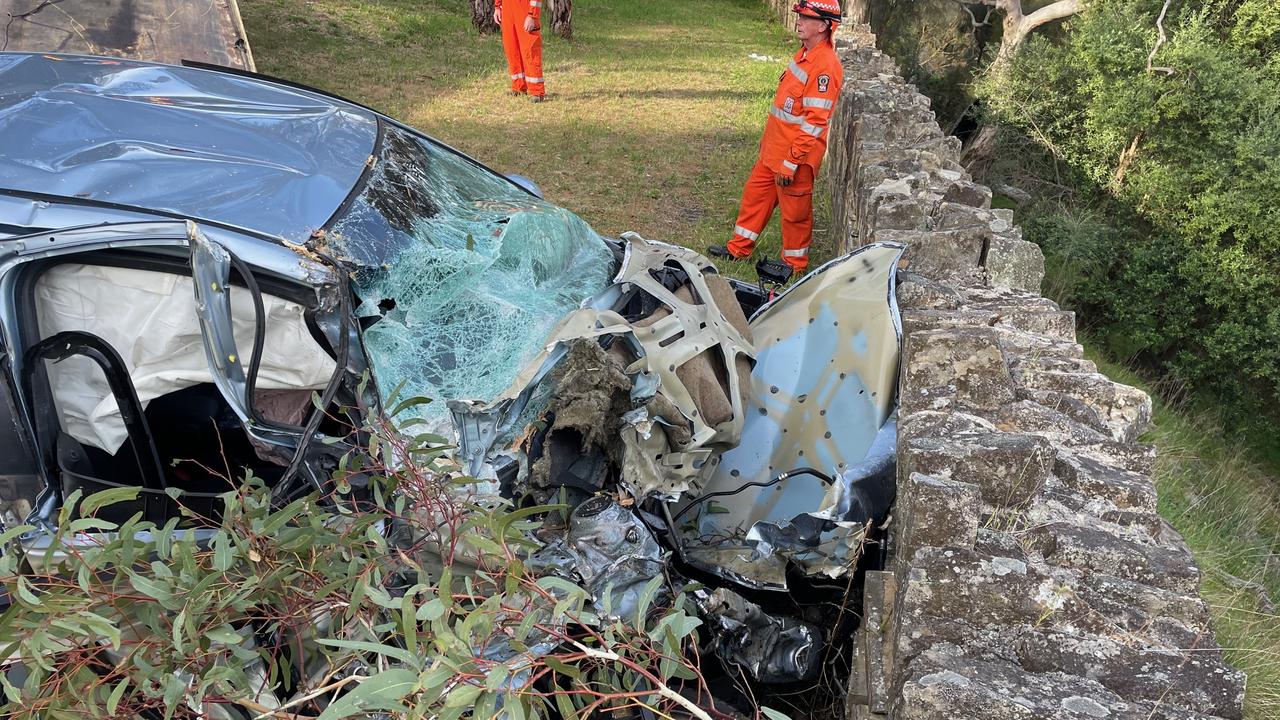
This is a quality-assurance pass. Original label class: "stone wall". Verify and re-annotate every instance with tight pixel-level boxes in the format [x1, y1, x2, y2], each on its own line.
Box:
[762, 6, 1247, 718]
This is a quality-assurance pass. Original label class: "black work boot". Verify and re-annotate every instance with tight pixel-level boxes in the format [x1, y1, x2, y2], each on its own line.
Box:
[706, 245, 738, 260]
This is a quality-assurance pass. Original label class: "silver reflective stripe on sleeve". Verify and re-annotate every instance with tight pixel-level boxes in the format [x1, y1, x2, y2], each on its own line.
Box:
[734, 225, 760, 241]
[781, 160, 799, 171]
[526, 76, 544, 84]
[531, 0, 542, 5]
[788, 60, 808, 84]
[512, 73, 525, 80]
[770, 106, 804, 124]
[783, 248, 809, 257]
[771, 107, 823, 136]
[802, 97, 834, 110]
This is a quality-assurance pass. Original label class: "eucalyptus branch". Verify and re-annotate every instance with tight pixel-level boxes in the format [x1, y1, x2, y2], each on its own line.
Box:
[1146, 0, 1175, 75]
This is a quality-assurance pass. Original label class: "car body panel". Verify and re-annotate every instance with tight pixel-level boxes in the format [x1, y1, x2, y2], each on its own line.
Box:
[670, 243, 903, 589]
[0, 52, 377, 242]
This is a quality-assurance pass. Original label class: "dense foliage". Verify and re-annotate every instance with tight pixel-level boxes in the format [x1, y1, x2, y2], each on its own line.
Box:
[868, 0, 986, 128]
[0, 413, 728, 719]
[873, 0, 1280, 429]
[977, 0, 1280, 427]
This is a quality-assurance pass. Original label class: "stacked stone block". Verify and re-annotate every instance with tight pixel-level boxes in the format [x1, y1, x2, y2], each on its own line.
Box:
[780, 14, 1251, 720]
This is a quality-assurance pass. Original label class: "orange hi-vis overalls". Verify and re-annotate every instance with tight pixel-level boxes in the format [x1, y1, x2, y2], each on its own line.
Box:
[497, 0, 544, 97]
[729, 37, 843, 272]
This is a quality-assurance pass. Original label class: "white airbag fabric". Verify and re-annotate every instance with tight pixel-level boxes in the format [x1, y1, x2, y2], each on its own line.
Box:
[36, 264, 336, 453]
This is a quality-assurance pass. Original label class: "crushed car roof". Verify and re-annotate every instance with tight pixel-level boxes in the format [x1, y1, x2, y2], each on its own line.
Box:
[0, 52, 378, 242]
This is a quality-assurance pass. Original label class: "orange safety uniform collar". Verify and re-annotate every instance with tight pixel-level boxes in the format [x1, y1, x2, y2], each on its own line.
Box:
[757, 37, 843, 178]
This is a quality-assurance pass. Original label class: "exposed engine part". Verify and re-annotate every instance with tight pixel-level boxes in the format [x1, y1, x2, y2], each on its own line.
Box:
[528, 496, 665, 619]
[754, 257, 793, 299]
[451, 233, 757, 502]
[698, 587, 820, 684]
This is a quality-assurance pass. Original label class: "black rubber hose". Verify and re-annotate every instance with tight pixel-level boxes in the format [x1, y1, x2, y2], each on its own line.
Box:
[226, 251, 266, 426]
[669, 467, 835, 526]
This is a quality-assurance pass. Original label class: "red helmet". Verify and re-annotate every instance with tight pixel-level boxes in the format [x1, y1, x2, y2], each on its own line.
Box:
[793, 0, 841, 23]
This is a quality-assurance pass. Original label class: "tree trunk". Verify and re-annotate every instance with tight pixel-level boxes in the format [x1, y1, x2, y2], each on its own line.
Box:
[549, 0, 572, 39]
[960, 124, 999, 178]
[471, 0, 498, 34]
[845, 0, 870, 24]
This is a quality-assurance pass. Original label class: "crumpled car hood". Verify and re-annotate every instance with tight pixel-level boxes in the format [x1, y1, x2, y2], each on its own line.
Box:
[423, 236, 905, 591]
[0, 52, 377, 242]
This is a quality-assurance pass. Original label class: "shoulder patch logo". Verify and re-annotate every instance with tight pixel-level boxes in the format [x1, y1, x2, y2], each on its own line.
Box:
[817, 74, 830, 93]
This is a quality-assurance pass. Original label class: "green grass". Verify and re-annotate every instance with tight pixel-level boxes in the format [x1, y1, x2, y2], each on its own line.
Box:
[239, 0, 835, 277]
[1085, 344, 1280, 719]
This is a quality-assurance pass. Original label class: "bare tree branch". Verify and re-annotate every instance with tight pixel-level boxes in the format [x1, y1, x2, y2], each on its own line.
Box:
[1019, 0, 1083, 33]
[1211, 567, 1276, 614]
[1110, 131, 1143, 191]
[3, 0, 67, 51]
[958, 3, 991, 28]
[1146, 0, 1175, 75]
[993, 0, 1083, 62]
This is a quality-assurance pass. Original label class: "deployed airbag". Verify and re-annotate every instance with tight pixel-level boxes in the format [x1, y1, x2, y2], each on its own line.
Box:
[35, 264, 336, 453]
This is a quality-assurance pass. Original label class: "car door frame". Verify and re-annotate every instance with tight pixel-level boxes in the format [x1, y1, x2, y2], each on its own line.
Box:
[0, 220, 368, 528]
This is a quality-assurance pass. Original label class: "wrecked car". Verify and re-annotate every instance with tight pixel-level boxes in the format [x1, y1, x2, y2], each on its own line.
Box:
[0, 52, 904, 696]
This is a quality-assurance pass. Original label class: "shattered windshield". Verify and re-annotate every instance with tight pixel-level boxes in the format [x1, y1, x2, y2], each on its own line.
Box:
[330, 124, 617, 427]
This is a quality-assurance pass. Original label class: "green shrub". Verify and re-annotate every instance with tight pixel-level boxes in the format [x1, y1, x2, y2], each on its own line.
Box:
[980, 0, 1280, 433]
[0, 417, 715, 720]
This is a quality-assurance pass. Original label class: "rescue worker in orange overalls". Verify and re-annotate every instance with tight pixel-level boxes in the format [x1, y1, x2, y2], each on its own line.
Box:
[494, 0, 545, 101]
[708, 0, 844, 274]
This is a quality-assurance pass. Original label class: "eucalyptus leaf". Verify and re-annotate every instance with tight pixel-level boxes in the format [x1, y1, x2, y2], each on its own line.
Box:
[106, 678, 129, 715]
[316, 668, 418, 720]
[79, 487, 141, 516]
[442, 681, 483, 709]
[317, 638, 419, 667]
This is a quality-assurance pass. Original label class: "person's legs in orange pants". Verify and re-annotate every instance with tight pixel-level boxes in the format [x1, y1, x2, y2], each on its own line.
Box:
[728, 162, 814, 272]
[728, 161, 780, 258]
[778, 165, 814, 272]
[519, 20, 544, 98]
[502, 11, 528, 94]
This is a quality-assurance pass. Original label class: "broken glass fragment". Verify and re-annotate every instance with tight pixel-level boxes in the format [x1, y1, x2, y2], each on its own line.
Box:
[330, 125, 616, 427]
